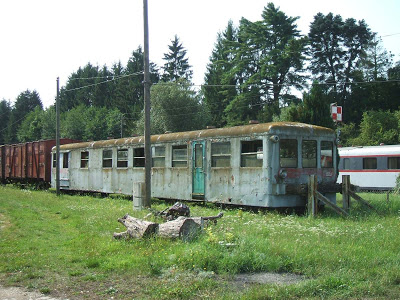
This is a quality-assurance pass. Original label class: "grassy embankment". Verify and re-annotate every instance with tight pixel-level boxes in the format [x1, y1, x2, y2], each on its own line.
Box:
[0, 185, 399, 299]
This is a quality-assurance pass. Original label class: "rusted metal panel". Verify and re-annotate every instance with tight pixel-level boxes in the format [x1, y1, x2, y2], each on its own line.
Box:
[58, 122, 335, 151]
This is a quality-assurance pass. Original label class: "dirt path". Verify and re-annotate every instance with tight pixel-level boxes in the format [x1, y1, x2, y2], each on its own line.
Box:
[0, 285, 66, 300]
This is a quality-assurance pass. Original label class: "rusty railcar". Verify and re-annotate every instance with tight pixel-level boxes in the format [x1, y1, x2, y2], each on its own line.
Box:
[2, 139, 77, 185]
[52, 122, 338, 208]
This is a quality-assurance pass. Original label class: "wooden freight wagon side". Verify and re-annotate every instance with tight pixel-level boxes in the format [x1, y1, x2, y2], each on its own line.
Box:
[0, 145, 5, 181]
[5, 144, 24, 179]
[4, 139, 79, 184]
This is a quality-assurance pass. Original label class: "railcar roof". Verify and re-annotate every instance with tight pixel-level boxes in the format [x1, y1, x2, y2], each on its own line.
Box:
[339, 144, 400, 156]
[58, 122, 335, 150]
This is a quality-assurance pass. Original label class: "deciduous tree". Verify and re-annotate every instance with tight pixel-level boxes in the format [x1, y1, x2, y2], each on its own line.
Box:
[136, 81, 209, 134]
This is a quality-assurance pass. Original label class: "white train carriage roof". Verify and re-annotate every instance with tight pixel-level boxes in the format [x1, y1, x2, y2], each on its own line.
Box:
[339, 145, 400, 157]
[58, 122, 335, 151]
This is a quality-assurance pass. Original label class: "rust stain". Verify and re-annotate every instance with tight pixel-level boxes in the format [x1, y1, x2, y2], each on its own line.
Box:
[58, 122, 335, 151]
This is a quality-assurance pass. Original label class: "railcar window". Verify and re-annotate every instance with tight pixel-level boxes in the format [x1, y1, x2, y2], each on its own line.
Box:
[52, 153, 56, 168]
[63, 153, 69, 169]
[117, 149, 128, 168]
[152, 146, 165, 167]
[302, 140, 317, 168]
[172, 145, 188, 168]
[211, 142, 231, 167]
[133, 148, 145, 167]
[241, 140, 262, 167]
[80, 151, 89, 168]
[102, 149, 113, 168]
[321, 141, 333, 168]
[363, 157, 377, 169]
[195, 144, 203, 168]
[388, 157, 400, 169]
[343, 158, 350, 170]
[280, 139, 298, 168]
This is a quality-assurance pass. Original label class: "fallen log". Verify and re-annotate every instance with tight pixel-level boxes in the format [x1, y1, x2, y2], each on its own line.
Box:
[113, 211, 224, 241]
[158, 217, 201, 241]
[113, 214, 158, 239]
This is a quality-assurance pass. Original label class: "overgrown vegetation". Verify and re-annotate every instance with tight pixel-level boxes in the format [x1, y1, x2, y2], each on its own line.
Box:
[0, 185, 400, 299]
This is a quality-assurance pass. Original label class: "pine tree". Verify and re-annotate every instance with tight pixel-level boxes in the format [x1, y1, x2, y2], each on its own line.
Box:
[203, 21, 238, 127]
[162, 35, 192, 82]
[225, 3, 307, 125]
[308, 12, 373, 118]
[6, 90, 43, 143]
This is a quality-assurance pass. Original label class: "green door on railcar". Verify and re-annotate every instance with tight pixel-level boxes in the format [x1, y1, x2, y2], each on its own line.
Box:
[192, 141, 205, 198]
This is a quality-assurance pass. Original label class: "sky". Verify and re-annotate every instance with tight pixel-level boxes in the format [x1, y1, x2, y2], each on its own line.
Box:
[0, 0, 399, 109]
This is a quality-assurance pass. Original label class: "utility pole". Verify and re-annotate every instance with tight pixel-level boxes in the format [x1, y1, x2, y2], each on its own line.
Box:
[143, 0, 151, 208]
[56, 77, 60, 196]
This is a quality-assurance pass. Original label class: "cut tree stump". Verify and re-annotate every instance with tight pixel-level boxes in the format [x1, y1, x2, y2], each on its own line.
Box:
[113, 214, 158, 239]
[158, 216, 201, 241]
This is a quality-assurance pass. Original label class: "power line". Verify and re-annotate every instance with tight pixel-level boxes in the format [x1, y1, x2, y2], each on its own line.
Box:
[381, 32, 400, 38]
[64, 72, 144, 93]
[155, 79, 400, 89]
[68, 72, 143, 81]
[0, 114, 33, 135]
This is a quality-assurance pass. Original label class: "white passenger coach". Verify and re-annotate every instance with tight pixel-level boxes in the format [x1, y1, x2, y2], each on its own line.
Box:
[52, 122, 338, 208]
[338, 145, 400, 190]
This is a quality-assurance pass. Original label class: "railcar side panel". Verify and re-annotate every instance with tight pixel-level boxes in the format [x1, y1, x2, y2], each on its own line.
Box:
[52, 122, 338, 208]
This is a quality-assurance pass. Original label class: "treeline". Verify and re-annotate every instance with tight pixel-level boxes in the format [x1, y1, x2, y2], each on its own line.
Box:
[1, 3, 399, 146]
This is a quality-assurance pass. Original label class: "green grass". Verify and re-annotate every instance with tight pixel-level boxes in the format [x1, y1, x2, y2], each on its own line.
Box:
[0, 185, 400, 299]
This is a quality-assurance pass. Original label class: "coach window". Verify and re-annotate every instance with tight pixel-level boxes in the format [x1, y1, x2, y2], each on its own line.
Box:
[363, 157, 377, 169]
[172, 145, 188, 168]
[211, 142, 231, 167]
[388, 157, 400, 169]
[280, 139, 298, 168]
[62, 153, 69, 169]
[152, 146, 165, 167]
[343, 158, 350, 170]
[52, 153, 56, 168]
[321, 141, 333, 168]
[117, 149, 128, 168]
[241, 140, 262, 167]
[302, 140, 317, 168]
[80, 151, 89, 168]
[133, 148, 145, 167]
[102, 149, 113, 168]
